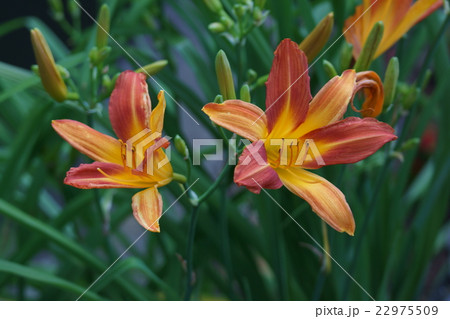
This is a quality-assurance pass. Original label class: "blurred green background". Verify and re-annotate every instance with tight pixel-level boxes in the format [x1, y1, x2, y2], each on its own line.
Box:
[0, 0, 449, 300]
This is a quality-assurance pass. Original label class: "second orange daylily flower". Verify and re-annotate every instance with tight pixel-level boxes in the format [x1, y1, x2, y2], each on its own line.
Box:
[203, 39, 397, 235]
[52, 71, 173, 232]
[344, 0, 443, 59]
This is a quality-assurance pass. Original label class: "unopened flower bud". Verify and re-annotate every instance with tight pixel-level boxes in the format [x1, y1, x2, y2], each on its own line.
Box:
[220, 14, 234, 29]
[247, 69, 257, 83]
[253, 7, 263, 22]
[340, 42, 354, 71]
[215, 50, 236, 100]
[68, 1, 80, 20]
[30, 28, 67, 102]
[383, 57, 399, 109]
[299, 13, 334, 63]
[203, 0, 223, 13]
[48, 0, 64, 21]
[31, 64, 40, 76]
[399, 138, 420, 152]
[254, 74, 268, 88]
[96, 4, 110, 50]
[240, 84, 251, 102]
[56, 65, 70, 80]
[214, 95, 224, 103]
[89, 46, 111, 65]
[354, 21, 384, 72]
[174, 135, 189, 159]
[102, 74, 112, 88]
[234, 4, 246, 19]
[255, 0, 266, 9]
[323, 60, 338, 79]
[136, 60, 168, 76]
[208, 22, 226, 33]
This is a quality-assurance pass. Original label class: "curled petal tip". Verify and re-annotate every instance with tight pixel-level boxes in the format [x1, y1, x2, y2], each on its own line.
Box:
[352, 71, 384, 117]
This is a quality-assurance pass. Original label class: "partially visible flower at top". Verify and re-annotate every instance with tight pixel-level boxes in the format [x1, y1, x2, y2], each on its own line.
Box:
[203, 39, 397, 235]
[52, 71, 174, 232]
[30, 28, 67, 102]
[344, 0, 443, 59]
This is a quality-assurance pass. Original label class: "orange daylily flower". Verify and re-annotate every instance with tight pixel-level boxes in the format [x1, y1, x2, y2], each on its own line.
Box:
[203, 39, 397, 235]
[52, 71, 173, 232]
[344, 0, 443, 59]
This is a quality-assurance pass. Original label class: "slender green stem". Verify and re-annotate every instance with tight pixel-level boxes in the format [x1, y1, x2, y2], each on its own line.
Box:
[236, 40, 245, 88]
[184, 205, 200, 300]
[321, 221, 331, 273]
[197, 164, 231, 204]
[219, 187, 234, 299]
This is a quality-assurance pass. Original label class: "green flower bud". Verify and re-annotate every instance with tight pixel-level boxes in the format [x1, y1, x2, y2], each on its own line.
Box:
[354, 21, 384, 72]
[234, 4, 246, 19]
[247, 69, 257, 83]
[89, 46, 111, 65]
[322, 59, 338, 79]
[203, 0, 223, 13]
[208, 22, 226, 33]
[48, 0, 64, 21]
[31, 64, 40, 76]
[253, 7, 263, 23]
[383, 57, 399, 109]
[136, 60, 168, 76]
[215, 50, 236, 100]
[68, 1, 80, 20]
[255, 0, 267, 9]
[240, 84, 251, 102]
[174, 135, 189, 159]
[254, 74, 268, 88]
[399, 138, 420, 152]
[340, 42, 354, 71]
[220, 14, 235, 29]
[96, 4, 110, 50]
[214, 94, 224, 103]
[102, 74, 111, 88]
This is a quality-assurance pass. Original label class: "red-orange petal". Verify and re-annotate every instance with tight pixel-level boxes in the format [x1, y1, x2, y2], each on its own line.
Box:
[64, 162, 163, 189]
[300, 117, 397, 169]
[109, 70, 151, 141]
[276, 167, 355, 235]
[202, 100, 268, 142]
[265, 39, 312, 136]
[132, 187, 163, 232]
[52, 119, 122, 165]
[234, 140, 282, 194]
